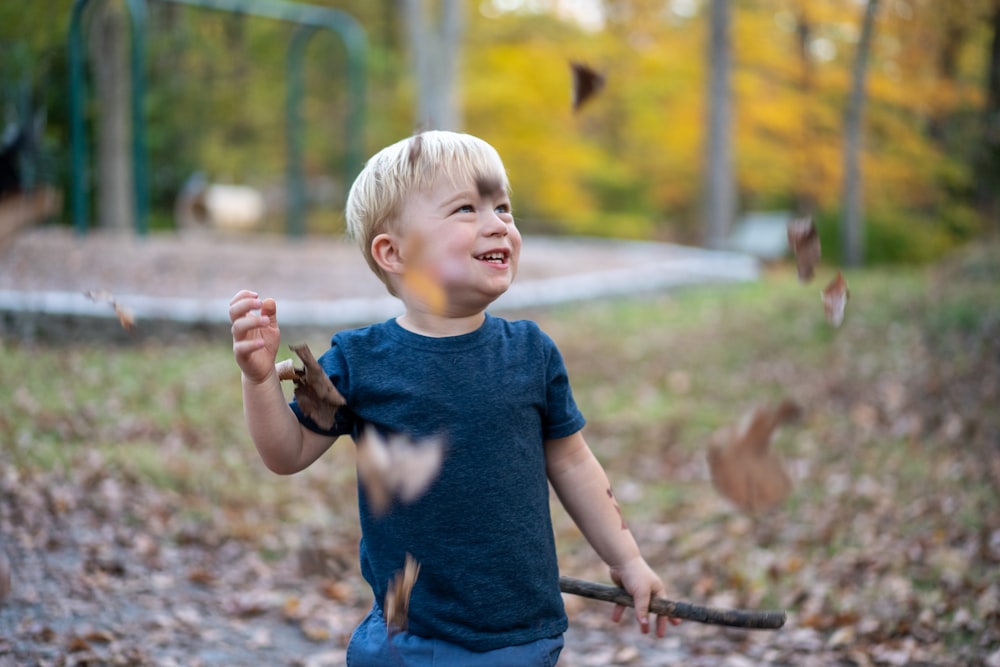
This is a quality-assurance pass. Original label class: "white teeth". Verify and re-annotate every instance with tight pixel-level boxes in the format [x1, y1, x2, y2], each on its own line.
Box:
[480, 253, 504, 262]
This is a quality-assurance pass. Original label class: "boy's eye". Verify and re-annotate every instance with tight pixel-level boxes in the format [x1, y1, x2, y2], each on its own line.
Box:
[456, 204, 475, 214]
[495, 203, 511, 214]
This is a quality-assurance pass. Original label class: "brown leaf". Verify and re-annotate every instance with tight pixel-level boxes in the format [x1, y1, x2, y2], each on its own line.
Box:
[356, 425, 444, 516]
[706, 400, 801, 514]
[786, 217, 821, 282]
[0, 550, 9, 601]
[570, 61, 605, 112]
[320, 579, 352, 602]
[822, 271, 850, 327]
[187, 567, 216, 587]
[276, 343, 345, 430]
[384, 553, 420, 633]
[401, 232, 448, 316]
[84, 290, 136, 331]
[300, 617, 333, 642]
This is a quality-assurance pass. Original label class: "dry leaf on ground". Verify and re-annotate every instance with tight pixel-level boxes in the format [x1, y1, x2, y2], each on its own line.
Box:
[707, 399, 801, 514]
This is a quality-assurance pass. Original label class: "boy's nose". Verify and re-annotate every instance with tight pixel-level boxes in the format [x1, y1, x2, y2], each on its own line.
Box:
[482, 211, 509, 236]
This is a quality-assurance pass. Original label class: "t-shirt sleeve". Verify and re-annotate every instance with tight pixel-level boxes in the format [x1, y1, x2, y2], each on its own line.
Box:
[542, 334, 586, 440]
[289, 339, 356, 437]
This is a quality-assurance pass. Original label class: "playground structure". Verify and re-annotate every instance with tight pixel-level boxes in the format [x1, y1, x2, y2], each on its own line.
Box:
[67, 0, 367, 236]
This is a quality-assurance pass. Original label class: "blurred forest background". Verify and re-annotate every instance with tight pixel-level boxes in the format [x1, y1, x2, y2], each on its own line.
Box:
[3, 0, 1000, 263]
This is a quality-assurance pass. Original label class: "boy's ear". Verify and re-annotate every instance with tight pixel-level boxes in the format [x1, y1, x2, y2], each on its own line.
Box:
[371, 233, 405, 276]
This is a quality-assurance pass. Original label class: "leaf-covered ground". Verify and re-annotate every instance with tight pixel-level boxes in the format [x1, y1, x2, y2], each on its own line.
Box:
[2, 243, 998, 666]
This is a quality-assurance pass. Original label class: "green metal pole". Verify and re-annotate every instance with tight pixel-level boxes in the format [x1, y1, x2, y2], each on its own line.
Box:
[68, 0, 149, 235]
[285, 24, 315, 238]
[68, 0, 91, 234]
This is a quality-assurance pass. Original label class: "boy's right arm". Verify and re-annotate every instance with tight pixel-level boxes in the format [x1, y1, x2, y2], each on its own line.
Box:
[230, 290, 337, 474]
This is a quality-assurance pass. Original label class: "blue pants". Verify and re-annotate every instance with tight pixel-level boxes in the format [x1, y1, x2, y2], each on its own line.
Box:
[346, 605, 564, 666]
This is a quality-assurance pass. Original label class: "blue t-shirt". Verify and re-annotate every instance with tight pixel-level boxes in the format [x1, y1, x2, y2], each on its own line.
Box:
[291, 314, 586, 651]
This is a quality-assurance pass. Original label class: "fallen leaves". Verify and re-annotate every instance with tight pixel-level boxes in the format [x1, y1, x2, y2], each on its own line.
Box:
[356, 425, 444, 516]
[276, 343, 345, 430]
[0, 550, 9, 602]
[706, 399, 801, 514]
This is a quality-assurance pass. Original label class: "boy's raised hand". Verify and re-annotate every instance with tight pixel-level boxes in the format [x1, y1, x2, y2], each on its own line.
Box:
[609, 557, 681, 637]
[229, 290, 281, 383]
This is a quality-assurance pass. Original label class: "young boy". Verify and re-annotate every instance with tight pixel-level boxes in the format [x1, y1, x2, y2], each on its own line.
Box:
[229, 131, 676, 665]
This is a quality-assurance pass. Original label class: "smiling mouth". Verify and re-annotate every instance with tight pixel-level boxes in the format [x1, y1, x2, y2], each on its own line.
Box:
[476, 251, 508, 264]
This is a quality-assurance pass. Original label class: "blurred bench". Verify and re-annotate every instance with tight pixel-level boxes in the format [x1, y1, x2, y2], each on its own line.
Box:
[725, 211, 792, 260]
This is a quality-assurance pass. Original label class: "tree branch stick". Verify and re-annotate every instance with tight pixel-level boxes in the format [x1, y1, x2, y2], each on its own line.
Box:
[559, 576, 786, 630]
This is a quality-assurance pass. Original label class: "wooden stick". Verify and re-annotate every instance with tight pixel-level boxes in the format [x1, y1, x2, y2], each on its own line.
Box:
[559, 576, 786, 630]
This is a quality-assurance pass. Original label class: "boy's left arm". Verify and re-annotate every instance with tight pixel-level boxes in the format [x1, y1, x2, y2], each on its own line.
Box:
[546, 431, 679, 637]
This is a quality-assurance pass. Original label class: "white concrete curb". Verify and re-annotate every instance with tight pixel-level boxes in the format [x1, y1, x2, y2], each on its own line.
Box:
[0, 241, 759, 328]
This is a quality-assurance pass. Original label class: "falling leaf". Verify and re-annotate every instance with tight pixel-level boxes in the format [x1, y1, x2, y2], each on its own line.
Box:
[786, 217, 821, 282]
[356, 425, 444, 516]
[706, 399, 801, 514]
[401, 233, 448, 315]
[275, 343, 345, 430]
[822, 271, 850, 327]
[570, 61, 605, 112]
[84, 289, 135, 331]
[384, 553, 420, 633]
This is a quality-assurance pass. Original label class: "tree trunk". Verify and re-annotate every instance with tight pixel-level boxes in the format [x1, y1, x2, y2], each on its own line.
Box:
[841, 0, 879, 267]
[402, 0, 463, 131]
[793, 3, 817, 217]
[703, 0, 734, 249]
[90, 0, 133, 232]
[978, 0, 1000, 235]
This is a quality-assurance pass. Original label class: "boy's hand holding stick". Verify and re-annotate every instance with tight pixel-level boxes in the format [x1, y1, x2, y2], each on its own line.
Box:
[559, 576, 786, 630]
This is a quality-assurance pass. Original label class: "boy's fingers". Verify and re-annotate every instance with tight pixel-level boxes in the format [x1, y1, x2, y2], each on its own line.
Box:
[230, 312, 270, 339]
[229, 297, 262, 323]
[655, 614, 668, 637]
[611, 604, 625, 623]
[635, 604, 651, 634]
[232, 338, 266, 356]
[229, 289, 258, 306]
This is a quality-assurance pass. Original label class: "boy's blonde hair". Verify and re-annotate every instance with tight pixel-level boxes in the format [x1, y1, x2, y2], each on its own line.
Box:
[345, 130, 510, 294]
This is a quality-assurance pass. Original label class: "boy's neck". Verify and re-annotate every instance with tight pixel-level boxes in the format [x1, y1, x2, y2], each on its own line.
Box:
[396, 310, 487, 338]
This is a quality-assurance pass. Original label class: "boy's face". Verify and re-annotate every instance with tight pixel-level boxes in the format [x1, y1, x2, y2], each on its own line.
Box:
[397, 171, 521, 314]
